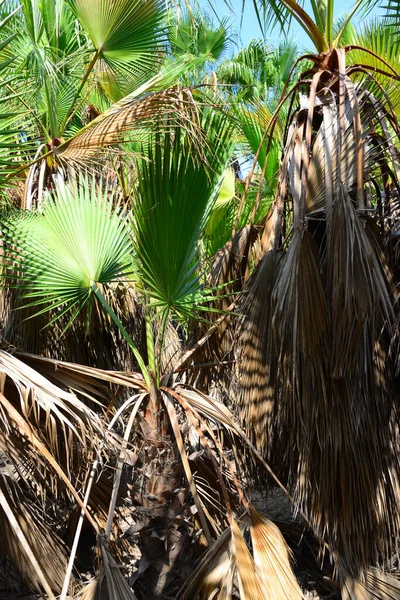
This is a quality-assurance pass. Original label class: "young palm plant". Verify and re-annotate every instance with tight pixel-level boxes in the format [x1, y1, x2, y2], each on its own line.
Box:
[1, 105, 304, 599]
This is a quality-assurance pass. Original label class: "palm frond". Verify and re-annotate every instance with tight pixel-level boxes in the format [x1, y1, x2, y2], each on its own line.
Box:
[385, 0, 400, 29]
[178, 509, 302, 600]
[55, 86, 202, 165]
[69, 0, 167, 85]
[0, 347, 106, 594]
[240, 46, 400, 582]
[1, 177, 133, 325]
[131, 111, 235, 323]
[237, 250, 281, 453]
[0, 481, 67, 596]
[90, 538, 139, 600]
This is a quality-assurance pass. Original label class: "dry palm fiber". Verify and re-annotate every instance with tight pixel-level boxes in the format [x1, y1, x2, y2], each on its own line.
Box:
[299, 183, 400, 575]
[325, 184, 395, 378]
[238, 249, 282, 453]
[340, 565, 400, 599]
[0, 480, 68, 594]
[275, 189, 400, 576]
[270, 229, 329, 472]
[239, 187, 400, 578]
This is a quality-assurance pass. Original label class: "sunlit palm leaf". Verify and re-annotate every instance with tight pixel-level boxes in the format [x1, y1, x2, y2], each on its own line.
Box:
[345, 20, 400, 114]
[248, 507, 302, 599]
[131, 111, 235, 322]
[178, 510, 302, 599]
[56, 86, 202, 164]
[69, 0, 167, 85]
[1, 177, 133, 325]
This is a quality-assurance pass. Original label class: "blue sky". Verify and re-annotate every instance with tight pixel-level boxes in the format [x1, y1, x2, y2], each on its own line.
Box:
[198, 0, 382, 52]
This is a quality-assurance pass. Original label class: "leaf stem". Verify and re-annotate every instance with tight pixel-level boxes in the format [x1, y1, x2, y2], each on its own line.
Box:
[145, 306, 156, 375]
[60, 48, 101, 134]
[90, 282, 150, 388]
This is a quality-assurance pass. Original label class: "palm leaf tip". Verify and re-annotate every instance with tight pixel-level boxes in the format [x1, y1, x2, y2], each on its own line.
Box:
[249, 507, 302, 599]
[1, 177, 133, 326]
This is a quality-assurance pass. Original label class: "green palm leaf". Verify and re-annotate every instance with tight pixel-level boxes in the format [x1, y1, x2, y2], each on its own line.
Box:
[69, 0, 167, 83]
[131, 111, 235, 322]
[1, 178, 133, 324]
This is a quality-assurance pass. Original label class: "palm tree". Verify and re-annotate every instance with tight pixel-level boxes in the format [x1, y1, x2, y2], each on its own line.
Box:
[0, 78, 306, 599]
[1, 0, 399, 598]
[235, 0, 400, 594]
[167, 8, 234, 85]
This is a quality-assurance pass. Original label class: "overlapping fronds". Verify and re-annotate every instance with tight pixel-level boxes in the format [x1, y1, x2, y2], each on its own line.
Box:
[341, 567, 400, 599]
[0, 0, 180, 199]
[178, 508, 302, 599]
[169, 9, 233, 64]
[0, 4, 40, 193]
[0, 481, 68, 595]
[238, 46, 400, 586]
[87, 538, 139, 600]
[234, 101, 282, 178]
[216, 39, 272, 97]
[386, 0, 400, 28]
[0, 347, 106, 594]
[304, 86, 398, 217]
[345, 20, 400, 114]
[0, 349, 103, 449]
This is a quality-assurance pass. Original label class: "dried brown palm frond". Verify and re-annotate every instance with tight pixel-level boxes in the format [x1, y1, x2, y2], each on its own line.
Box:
[0, 480, 68, 596]
[211, 225, 262, 299]
[325, 184, 396, 378]
[178, 507, 302, 600]
[247, 506, 302, 598]
[305, 85, 400, 275]
[80, 538, 139, 600]
[0, 349, 104, 457]
[55, 87, 202, 167]
[0, 348, 108, 594]
[14, 352, 146, 394]
[237, 250, 282, 453]
[341, 566, 400, 600]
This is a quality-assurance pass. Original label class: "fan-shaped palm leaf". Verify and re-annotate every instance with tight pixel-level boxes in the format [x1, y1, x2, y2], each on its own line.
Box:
[1, 178, 133, 325]
[69, 0, 167, 83]
[131, 111, 235, 324]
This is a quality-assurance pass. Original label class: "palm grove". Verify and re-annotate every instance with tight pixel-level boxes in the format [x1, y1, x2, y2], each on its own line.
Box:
[0, 0, 399, 598]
